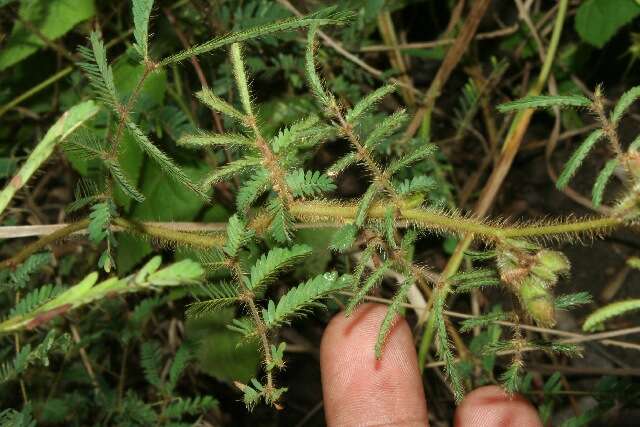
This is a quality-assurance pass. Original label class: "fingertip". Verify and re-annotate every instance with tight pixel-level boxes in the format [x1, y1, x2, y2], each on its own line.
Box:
[320, 303, 428, 426]
[454, 385, 543, 427]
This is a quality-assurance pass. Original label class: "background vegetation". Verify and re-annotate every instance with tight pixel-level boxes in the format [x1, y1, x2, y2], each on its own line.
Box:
[1, 0, 640, 425]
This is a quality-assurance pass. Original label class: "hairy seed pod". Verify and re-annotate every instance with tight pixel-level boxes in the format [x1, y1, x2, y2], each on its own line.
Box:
[530, 264, 558, 286]
[518, 276, 556, 327]
[536, 250, 570, 275]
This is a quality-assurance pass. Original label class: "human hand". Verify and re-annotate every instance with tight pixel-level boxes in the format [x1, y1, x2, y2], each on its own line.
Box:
[320, 303, 543, 426]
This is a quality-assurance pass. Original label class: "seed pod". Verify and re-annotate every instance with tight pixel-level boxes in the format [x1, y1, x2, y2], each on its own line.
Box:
[518, 276, 556, 327]
[536, 250, 570, 275]
[530, 264, 557, 286]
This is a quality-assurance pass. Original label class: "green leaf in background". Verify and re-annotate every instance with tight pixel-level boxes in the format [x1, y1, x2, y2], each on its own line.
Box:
[0, 0, 95, 70]
[186, 309, 260, 383]
[575, 0, 640, 48]
[113, 59, 168, 110]
[294, 228, 336, 278]
[113, 132, 145, 211]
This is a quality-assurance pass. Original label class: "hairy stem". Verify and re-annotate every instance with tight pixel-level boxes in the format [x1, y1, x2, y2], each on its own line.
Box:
[113, 218, 225, 248]
[288, 201, 622, 239]
[1, 205, 625, 271]
[109, 61, 156, 159]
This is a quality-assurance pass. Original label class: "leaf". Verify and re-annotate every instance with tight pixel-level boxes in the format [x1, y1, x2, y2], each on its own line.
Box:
[0, 0, 96, 70]
[355, 184, 378, 226]
[267, 198, 293, 243]
[497, 95, 592, 112]
[200, 158, 262, 189]
[77, 31, 119, 109]
[186, 283, 240, 318]
[8, 252, 52, 290]
[557, 129, 604, 189]
[270, 116, 330, 153]
[147, 258, 204, 285]
[160, 8, 349, 66]
[592, 159, 618, 207]
[326, 152, 357, 177]
[329, 223, 358, 252]
[583, 299, 640, 331]
[195, 89, 246, 122]
[286, 169, 336, 197]
[223, 215, 255, 258]
[178, 132, 254, 149]
[62, 129, 108, 161]
[125, 120, 209, 199]
[396, 175, 436, 196]
[500, 360, 524, 394]
[132, 0, 154, 59]
[140, 341, 164, 390]
[185, 309, 259, 383]
[236, 169, 270, 213]
[386, 144, 437, 176]
[262, 273, 350, 328]
[346, 84, 397, 124]
[9, 284, 64, 318]
[575, 0, 640, 48]
[248, 245, 312, 293]
[107, 161, 145, 203]
[305, 24, 331, 106]
[88, 201, 113, 244]
[433, 293, 464, 402]
[460, 312, 508, 332]
[555, 292, 593, 310]
[363, 110, 408, 149]
[345, 261, 391, 316]
[230, 43, 253, 116]
[164, 396, 218, 419]
[167, 345, 191, 392]
[375, 278, 411, 358]
[611, 85, 640, 124]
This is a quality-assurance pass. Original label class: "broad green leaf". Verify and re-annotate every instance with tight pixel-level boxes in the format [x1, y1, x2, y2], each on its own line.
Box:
[0, 0, 95, 70]
[575, 0, 640, 48]
[186, 309, 260, 383]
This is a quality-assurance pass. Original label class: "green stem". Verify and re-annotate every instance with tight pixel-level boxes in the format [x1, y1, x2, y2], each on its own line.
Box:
[417, 0, 570, 369]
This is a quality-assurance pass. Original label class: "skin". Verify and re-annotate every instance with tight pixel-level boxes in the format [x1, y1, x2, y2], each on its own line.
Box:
[320, 303, 544, 427]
